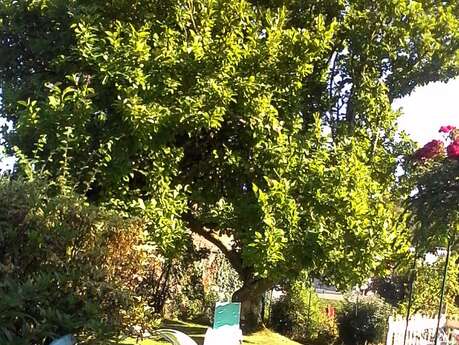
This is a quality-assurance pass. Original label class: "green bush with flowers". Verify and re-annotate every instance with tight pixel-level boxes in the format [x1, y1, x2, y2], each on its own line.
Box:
[402, 124, 459, 323]
[409, 125, 458, 250]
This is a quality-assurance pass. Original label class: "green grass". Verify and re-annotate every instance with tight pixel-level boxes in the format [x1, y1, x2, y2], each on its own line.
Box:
[123, 320, 302, 345]
[242, 329, 302, 345]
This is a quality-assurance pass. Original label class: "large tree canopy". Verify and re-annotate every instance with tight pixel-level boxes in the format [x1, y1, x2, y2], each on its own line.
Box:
[1, 0, 459, 328]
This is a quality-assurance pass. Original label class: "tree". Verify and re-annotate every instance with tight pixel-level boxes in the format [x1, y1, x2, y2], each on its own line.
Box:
[1, 0, 459, 329]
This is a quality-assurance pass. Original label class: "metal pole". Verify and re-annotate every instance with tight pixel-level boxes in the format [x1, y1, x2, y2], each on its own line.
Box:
[403, 250, 417, 345]
[261, 292, 266, 324]
[306, 285, 312, 335]
[267, 289, 273, 325]
[434, 237, 452, 345]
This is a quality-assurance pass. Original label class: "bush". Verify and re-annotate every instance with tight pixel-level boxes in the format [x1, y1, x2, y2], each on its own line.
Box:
[270, 277, 338, 345]
[0, 178, 159, 344]
[337, 295, 390, 345]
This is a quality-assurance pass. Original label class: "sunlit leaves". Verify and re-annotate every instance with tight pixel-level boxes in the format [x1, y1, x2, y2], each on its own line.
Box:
[1, 0, 456, 291]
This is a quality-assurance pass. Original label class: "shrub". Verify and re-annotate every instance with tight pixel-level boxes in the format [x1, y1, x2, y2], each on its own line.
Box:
[270, 277, 338, 345]
[337, 295, 390, 345]
[0, 178, 159, 344]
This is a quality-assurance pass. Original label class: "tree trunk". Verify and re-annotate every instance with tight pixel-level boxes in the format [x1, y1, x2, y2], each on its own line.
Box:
[232, 279, 272, 332]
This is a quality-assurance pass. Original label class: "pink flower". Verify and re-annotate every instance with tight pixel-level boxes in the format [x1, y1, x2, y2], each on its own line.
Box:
[414, 140, 445, 160]
[439, 125, 456, 133]
[446, 140, 459, 159]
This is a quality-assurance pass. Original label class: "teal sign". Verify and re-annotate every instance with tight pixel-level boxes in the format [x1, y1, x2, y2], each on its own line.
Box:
[213, 302, 241, 329]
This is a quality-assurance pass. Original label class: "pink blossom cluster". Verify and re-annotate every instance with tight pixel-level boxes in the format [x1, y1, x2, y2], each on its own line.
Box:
[414, 140, 444, 160]
[447, 139, 459, 159]
[439, 125, 456, 133]
[414, 125, 459, 161]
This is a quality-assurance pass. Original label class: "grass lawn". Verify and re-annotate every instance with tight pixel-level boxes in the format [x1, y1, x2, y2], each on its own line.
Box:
[242, 329, 303, 345]
[123, 320, 302, 345]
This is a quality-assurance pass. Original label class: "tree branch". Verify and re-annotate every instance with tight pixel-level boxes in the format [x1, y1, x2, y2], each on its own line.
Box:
[182, 212, 244, 275]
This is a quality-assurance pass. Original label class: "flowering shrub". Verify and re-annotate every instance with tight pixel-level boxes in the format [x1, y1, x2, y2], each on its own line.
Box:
[414, 125, 459, 161]
[408, 124, 459, 252]
[439, 125, 456, 133]
[414, 140, 444, 160]
[447, 139, 459, 159]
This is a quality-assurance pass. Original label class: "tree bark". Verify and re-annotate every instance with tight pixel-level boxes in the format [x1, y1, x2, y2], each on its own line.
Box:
[232, 278, 272, 332]
[183, 213, 273, 331]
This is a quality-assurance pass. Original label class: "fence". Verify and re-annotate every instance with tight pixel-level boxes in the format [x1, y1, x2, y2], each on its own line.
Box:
[386, 314, 458, 345]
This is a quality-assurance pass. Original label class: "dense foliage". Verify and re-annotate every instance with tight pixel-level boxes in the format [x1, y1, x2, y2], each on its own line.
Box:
[337, 296, 391, 345]
[408, 127, 459, 251]
[2, 0, 459, 327]
[0, 177, 158, 344]
[270, 277, 338, 345]
[369, 275, 409, 309]
[398, 255, 459, 316]
[403, 125, 459, 320]
[162, 249, 241, 324]
[370, 255, 459, 315]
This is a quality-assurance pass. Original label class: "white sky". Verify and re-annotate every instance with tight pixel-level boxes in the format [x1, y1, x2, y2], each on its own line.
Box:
[0, 118, 14, 171]
[1, 78, 458, 171]
[394, 78, 459, 145]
